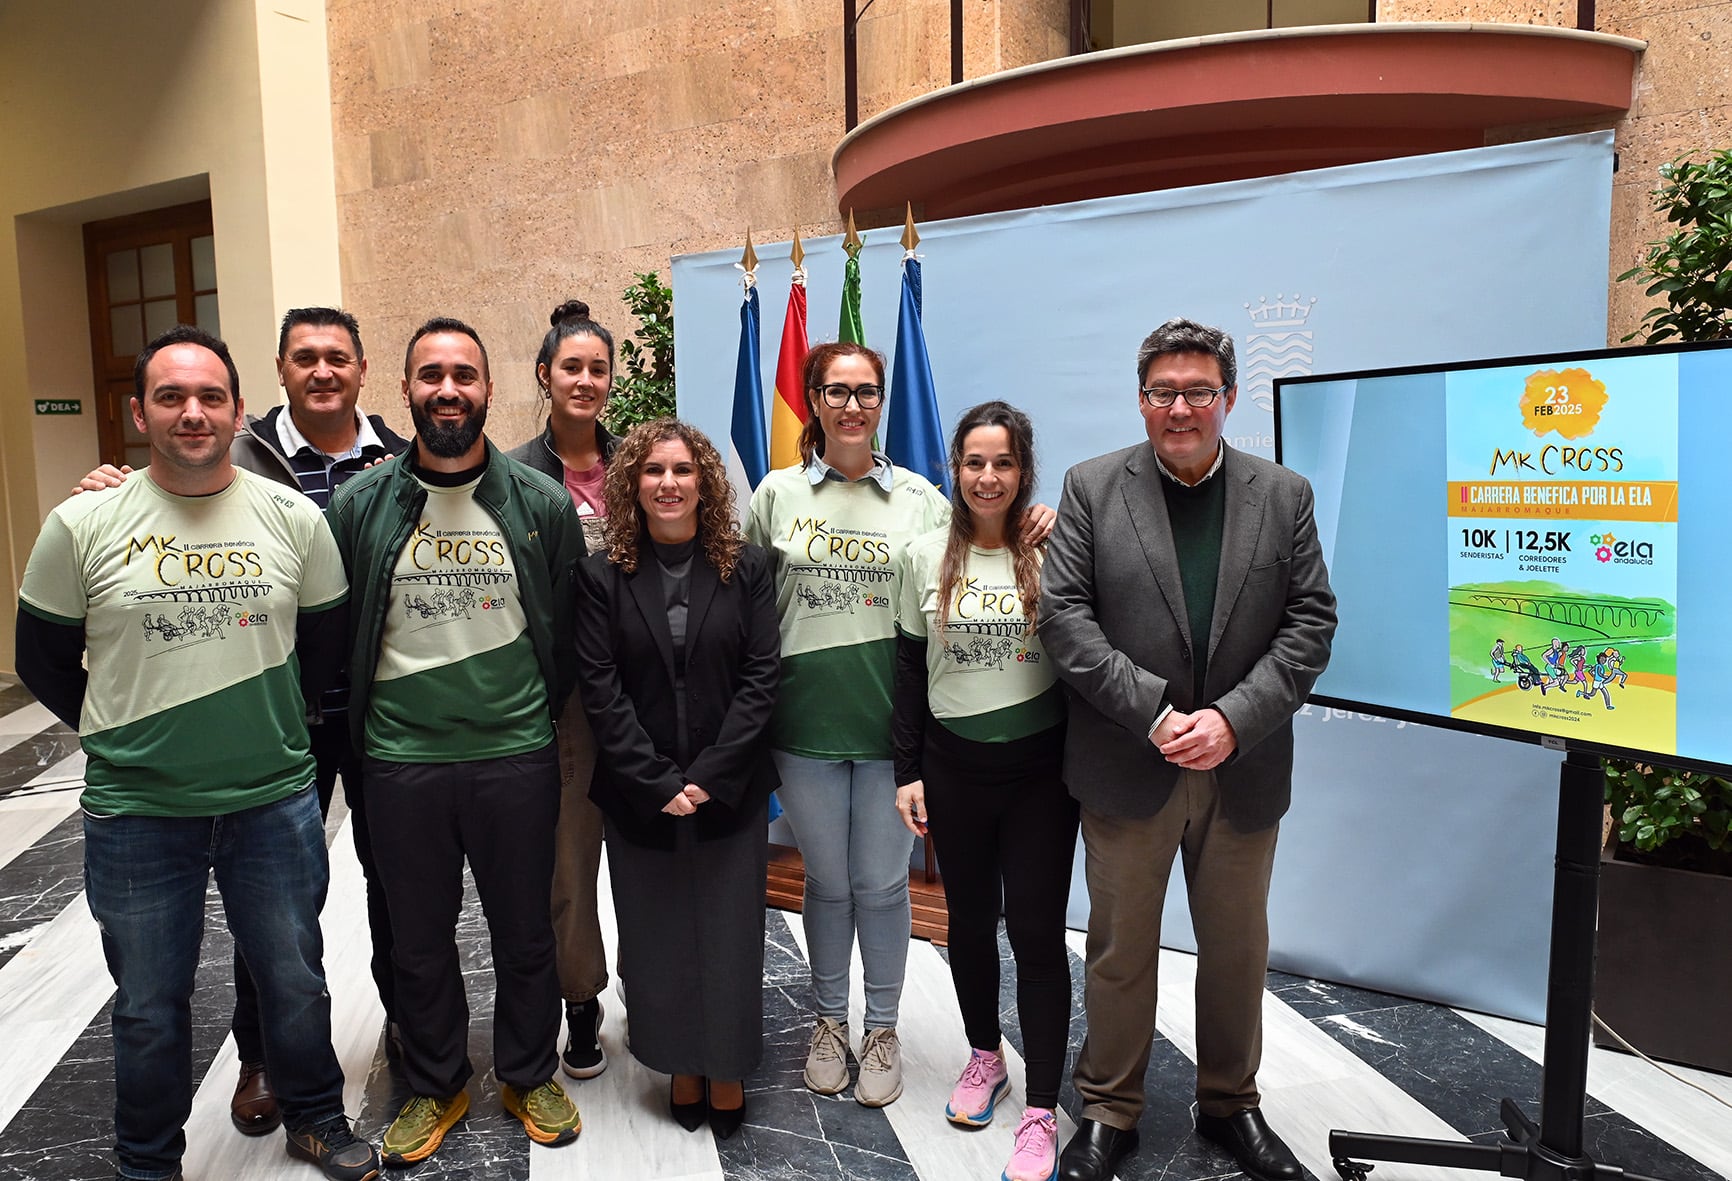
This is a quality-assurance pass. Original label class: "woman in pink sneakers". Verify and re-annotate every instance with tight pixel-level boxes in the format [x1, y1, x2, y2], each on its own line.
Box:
[891, 401, 1079, 1181]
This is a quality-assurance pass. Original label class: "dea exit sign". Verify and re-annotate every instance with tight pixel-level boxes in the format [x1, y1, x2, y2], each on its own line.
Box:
[34, 399, 81, 415]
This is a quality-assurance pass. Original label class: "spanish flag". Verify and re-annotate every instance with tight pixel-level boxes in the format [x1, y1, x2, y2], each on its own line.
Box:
[769, 279, 809, 470]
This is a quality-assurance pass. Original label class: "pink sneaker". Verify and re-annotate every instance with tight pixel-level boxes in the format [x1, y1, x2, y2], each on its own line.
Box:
[944, 1046, 1009, 1127]
[1002, 1107, 1059, 1181]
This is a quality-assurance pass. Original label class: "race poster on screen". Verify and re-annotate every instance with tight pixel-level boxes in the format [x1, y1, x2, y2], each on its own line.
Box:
[1444, 353, 1678, 750]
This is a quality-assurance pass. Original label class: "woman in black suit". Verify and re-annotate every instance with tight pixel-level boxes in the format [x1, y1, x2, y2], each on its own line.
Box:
[573, 418, 780, 1139]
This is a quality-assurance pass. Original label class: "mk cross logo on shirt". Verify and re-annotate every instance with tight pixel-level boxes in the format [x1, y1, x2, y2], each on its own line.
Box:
[951, 574, 1024, 620]
[784, 517, 896, 618]
[121, 534, 270, 602]
[119, 534, 274, 650]
[784, 517, 893, 566]
[397, 519, 517, 625]
[407, 519, 509, 572]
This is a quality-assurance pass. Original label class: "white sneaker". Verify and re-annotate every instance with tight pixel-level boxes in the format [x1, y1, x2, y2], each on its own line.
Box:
[803, 1017, 850, 1095]
[855, 1027, 903, 1107]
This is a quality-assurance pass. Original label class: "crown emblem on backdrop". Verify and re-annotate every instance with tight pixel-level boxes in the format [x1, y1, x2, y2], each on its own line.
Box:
[1240, 293, 1319, 416]
[1244, 293, 1317, 329]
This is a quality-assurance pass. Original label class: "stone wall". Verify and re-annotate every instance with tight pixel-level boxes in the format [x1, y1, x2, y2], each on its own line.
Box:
[1378, 0, 1732, 342]
[326, 0, 1068, 444]
[1597, 0, 1732, 341]
[1377, 0, 1575, 22]
[326, 0, 1729, 443]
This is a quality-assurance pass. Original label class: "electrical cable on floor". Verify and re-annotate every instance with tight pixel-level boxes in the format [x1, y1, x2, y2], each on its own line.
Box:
[1591, 1011, 1732, 1112]
[0, 776, 86, 799]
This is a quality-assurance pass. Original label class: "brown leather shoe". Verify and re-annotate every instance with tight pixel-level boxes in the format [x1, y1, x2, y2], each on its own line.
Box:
[231, 1061, 281, 1135]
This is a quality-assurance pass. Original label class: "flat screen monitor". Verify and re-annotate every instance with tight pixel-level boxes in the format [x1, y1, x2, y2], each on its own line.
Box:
[1274, 339, 1732, 776]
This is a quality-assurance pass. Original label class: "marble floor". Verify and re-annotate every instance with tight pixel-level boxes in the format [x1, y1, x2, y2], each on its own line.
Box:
[0, 680, 1726, 1181]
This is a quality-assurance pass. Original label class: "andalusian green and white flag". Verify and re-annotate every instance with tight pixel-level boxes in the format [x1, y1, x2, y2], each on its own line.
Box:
[839, 250, 864, 345]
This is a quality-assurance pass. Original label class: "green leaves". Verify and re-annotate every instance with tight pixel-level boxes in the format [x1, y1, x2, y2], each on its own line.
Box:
[1607, 150, 1732, 870]
[1619, 151, 1732, 345]
[606, 270, 677, 432]
[1604, 758, 1732, 854]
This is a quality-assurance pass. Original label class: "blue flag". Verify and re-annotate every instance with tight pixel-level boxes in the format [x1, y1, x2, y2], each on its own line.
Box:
[887, 257, 949, 495]
[727, 285, 768, 495]
[728, 284, 778, 823]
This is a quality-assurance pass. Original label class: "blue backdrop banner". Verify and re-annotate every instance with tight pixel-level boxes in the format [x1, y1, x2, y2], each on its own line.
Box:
[673, 133, 1616, 1023]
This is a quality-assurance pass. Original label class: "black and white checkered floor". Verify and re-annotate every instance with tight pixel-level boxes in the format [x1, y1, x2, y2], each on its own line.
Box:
[0, 679, 1725, 1181]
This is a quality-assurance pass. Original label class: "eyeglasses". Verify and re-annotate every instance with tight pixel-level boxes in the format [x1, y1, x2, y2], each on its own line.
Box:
[814, 383, 884, 409]
[1141, 383, 1229, 408]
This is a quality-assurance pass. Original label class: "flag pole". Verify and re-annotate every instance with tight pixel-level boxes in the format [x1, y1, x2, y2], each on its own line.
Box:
[728, 229, 769, 495]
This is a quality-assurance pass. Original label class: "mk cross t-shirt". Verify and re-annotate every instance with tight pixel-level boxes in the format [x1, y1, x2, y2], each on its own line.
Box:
[18, 469, 347, 817]
[745, 462, 948, 759]
[364, 474, 552, 762]
[898, 530, 1063, 743]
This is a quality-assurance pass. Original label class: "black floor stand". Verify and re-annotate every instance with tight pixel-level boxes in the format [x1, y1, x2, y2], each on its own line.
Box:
[1329, 748, 1674, 1181]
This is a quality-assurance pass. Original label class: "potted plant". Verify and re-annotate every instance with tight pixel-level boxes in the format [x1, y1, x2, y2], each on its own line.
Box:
[603, 270, 676, 431]
[1596, 148, 1732, 1074]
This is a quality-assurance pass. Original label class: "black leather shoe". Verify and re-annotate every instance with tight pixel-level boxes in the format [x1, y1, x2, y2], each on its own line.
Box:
[669, 1077, 707, 1132]
[1195, 1108, 1302, 1181]
[1058, 1117, 1140, 1181]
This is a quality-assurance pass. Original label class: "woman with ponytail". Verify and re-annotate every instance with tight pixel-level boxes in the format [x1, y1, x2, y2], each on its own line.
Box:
[506, 300, 622, 1081]
[892, 401, 1075, 1181]
[744, 347, 1054, 1111]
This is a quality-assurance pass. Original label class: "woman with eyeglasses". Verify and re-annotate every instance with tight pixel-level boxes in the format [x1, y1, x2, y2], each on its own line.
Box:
[505, 300, 621, 1081]
[744, 343, 1055, 1109]
[891, 401, 1075, 1181]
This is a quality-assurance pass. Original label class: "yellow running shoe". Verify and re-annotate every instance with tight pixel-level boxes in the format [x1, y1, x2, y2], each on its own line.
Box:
[500, 1079, 581, 1146]
[381, 1091, 468, 1165]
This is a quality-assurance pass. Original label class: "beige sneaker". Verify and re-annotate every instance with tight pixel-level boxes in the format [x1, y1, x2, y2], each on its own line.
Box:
[802, 1017, 850, 1095]
[855, 1027, 903, 1107]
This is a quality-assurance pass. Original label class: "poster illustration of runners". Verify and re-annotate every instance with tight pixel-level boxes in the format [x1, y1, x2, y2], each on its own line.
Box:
[1445, 352, 1678, 751]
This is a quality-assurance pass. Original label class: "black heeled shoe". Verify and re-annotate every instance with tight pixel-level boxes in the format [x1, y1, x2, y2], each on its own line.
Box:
[708, 1080, 746, 1140]
[670, 1076, 708, 1131]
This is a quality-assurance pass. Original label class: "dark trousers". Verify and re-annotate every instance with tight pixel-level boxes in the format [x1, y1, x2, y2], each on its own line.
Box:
[363, 741, 563, 1097]
[923, 720, 1078, 1110]
[232, 718, 396, 1063]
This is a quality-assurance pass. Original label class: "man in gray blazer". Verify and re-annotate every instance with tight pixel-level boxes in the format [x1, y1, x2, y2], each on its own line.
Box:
[1039, 318, 1336, 1181]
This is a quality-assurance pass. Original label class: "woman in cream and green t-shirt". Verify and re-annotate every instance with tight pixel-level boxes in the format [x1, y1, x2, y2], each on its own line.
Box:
[892, 401, 1077, 1181]
[743, 341, 945, 1108]
[745, 349, 1055, 1111]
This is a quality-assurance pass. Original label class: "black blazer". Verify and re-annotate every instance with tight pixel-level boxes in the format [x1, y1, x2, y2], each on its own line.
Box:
[574, 540, 781, 850]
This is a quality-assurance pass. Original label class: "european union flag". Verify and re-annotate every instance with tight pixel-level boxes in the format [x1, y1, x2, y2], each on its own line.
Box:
[728, 285, 768, 494]
[887, 257, 949, 494]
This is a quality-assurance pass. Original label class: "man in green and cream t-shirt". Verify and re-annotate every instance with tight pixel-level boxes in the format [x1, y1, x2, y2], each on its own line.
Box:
[15, 325, 378, 1181]
[326, 317, 586, 1166]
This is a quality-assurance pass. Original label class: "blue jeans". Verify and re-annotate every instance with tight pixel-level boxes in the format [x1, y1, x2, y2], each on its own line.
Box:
[771, 753, 913, 1028]
[82, 785, 346, 1181]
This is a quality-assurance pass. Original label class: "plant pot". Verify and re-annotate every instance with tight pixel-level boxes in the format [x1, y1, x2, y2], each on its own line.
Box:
[1594, 847, 1732, 1074]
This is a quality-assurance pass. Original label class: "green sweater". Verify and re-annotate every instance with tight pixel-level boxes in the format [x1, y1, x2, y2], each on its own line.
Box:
[1161, 468, 1225, 706]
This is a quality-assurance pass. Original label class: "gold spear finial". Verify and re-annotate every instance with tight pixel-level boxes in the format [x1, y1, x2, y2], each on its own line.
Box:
[900, 203, 919, 253]
[843, 209, 862, 258]
[790, 229, 806, 272]
[740, 229, 759, 275]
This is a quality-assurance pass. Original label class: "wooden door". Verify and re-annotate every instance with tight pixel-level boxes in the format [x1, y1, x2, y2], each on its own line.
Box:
[82, 201, 219, 469]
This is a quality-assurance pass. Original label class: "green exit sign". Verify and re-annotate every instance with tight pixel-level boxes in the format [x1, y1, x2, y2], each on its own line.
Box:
[34, 399, 82, 415]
